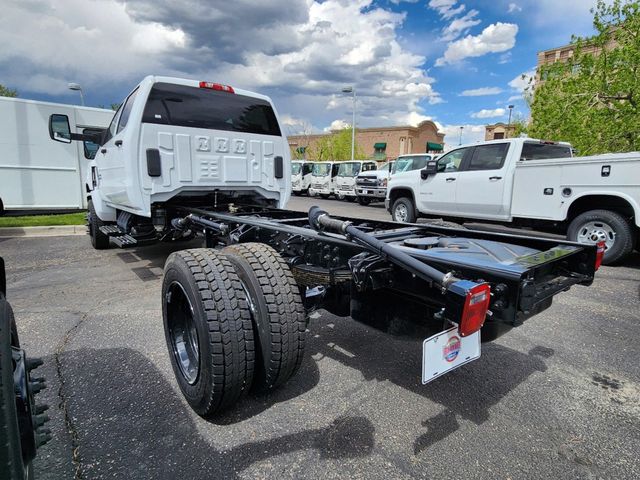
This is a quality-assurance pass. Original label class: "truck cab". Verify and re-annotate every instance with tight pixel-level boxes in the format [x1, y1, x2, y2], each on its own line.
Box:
[48, 76, 290, 244]
[335, 161, 377, 200]
[291, 160, 313, 195]
[308, 161, 338, 198]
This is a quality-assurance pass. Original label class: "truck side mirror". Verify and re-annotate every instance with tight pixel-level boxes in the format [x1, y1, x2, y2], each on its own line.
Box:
[49, 114, 72, 143]
[420, 160, 438, 179]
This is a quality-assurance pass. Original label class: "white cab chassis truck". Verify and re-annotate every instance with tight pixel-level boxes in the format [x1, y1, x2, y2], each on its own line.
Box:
[335, 160, 377, 201]
[47, 77, 598, 417]
[0, 97, 113, 214]
[387, 138, 639, 264]
[291, 160, 313, 195]
[308, 161, 338, 198]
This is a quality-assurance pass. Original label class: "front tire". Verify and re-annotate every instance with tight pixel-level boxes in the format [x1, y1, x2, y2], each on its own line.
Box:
[223, 243, 306, 392]
[391, 197, 417, 223]
[87, 199, 110, 250]
[319, 194, 330, 199]
[357, 197, 371, 206]
[567, 209, 634, 265]
[162, 249, 255, 416]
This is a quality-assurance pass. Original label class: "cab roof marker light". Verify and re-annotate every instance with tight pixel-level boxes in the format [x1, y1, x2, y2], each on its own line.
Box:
[199, 82, 235, 93]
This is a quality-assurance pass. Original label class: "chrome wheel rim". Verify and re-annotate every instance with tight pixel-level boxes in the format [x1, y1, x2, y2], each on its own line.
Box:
[576, 221, 615, 250]
[395, 204, 408, 222]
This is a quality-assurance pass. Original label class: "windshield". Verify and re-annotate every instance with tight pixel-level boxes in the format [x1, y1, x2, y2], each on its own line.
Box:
[392, 155, 431, 174]
[142, 82, 282, 136]
[312, 163, 331, 176]
[337, 162, 361, 177]
[291, 163, 302, 175]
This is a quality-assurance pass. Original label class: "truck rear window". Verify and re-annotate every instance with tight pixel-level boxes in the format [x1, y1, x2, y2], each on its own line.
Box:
[521, 142, 572, 160]
[142, 83, 282, 137]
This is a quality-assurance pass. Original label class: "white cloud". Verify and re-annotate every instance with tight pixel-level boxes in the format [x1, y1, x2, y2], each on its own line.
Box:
[441, 9, 481, 41]
[429, 0, 466, 20]
[507, 94, 524, 102]
[460, 87, 503, 96]
[0, 0, 441, 129]
[471, 108, 506, 118]
[509, 69, 536, 92]
[508, 3, 522, 13]
[435, 22, 518, 66]
[325, 119, 350, 131]
[440, 123, 486, 148]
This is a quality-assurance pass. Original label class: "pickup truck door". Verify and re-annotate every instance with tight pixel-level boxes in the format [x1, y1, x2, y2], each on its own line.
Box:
[455, 143, 510, 219]
[417, 147, 470, 214]
[97, 88, 138, 206]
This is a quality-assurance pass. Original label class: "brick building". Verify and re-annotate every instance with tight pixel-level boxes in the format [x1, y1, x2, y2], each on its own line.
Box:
[484, 123, 516, 140]
[288, 120, 445, 161]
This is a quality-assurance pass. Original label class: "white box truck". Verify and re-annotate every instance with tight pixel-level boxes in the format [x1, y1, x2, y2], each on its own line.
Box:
[0, 97, 113, 214]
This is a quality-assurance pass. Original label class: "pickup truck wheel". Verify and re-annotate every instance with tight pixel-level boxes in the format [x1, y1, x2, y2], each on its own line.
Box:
[319, 194, 330, 199]
[567, 209, 634, 265]
[1, 295, 48, 480]
[336, 193, 346, 201]
[357, 197, 371, 206]
[162, 249, 255, 416]
[87, 199, 110, 250]
[223, 243, 306, 392]
[392, 197, 416, 223]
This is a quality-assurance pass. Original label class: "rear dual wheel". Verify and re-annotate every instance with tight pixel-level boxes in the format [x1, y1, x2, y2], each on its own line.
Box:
[162, 245, 306, 416]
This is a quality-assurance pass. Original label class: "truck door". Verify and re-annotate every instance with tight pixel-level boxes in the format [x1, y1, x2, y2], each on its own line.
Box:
[97, 89, 138, 206]
[455, 143, 509, 219]
[417, 148, 469, 214]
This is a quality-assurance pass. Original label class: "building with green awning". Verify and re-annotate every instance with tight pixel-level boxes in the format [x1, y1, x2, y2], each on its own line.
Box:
[426, 142, 443, 151]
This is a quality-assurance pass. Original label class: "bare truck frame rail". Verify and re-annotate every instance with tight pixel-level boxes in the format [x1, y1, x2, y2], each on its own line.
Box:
[136, 202, 601, 416]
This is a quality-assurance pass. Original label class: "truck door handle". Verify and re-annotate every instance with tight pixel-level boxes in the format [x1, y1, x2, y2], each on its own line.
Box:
[489, 176, 502, 180]
[115, 140, 123, 147]
[446, 177, 456, 182]
[100, 148, 107, 154]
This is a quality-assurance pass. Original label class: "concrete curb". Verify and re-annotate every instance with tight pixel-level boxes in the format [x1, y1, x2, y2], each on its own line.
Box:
[0, 225, 86, 237]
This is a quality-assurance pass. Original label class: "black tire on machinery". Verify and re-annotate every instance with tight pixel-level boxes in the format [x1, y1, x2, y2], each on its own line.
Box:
[222, 243, 306, 392]
[162, 249, 255, 416]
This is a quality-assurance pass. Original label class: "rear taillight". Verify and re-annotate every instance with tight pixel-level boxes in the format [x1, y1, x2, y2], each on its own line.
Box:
[595, 241, 606, 270]
[199, 81, 235, 93]
[459, 283, 491, 337]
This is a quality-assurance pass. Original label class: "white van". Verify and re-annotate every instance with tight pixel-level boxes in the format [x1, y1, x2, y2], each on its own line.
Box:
[291, 160, 313, 195]
[0, 97, 113, 214]
[335, 161, 377, 201]
[308, 161, 338, 198]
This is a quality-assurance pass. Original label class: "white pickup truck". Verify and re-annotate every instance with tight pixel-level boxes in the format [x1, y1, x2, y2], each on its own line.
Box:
[386, 138, 639, 264]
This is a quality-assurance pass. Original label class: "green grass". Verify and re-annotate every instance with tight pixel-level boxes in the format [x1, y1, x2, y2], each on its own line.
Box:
[0, 212, 86, 228]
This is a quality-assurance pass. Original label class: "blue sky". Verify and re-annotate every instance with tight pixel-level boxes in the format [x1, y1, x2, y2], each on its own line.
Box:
[0, 0, 602, 145]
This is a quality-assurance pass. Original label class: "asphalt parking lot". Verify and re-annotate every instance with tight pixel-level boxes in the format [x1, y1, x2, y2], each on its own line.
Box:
[2, 196, 639, 479]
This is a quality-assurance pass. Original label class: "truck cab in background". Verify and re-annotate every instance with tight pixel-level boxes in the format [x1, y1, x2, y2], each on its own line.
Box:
[335, 161, 377, 201]
[308, 161, 338, 199]
[291, 160, 313, 195]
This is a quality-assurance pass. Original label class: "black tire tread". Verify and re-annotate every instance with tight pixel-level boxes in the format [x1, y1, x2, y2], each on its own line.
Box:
[164, 249, 254, 415]
[223, 243, 306, 390]
[392, 197, 417, 223]
[88, 199, 110, 250]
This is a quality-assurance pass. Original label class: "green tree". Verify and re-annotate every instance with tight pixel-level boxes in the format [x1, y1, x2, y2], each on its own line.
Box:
[529, 0, 640, 155]
[0, 84, 18, 97]
[307, 127, 367, 161]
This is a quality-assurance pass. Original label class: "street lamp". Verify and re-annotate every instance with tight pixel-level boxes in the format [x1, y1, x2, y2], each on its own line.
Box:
[458, 126, 464, 145]
[341, 86, 356, 161]
[68, 82, 85, 106]
[507, 104, 514, 138]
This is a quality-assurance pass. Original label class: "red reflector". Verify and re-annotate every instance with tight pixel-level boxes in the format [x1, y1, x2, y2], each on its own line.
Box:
[459, 283, 491, 337]
[199, 81, 235, 93]
[595, 241, 606, 270]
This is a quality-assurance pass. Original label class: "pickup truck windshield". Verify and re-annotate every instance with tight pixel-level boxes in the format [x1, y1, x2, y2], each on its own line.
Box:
[392, 155, 431, 174]
[291, 163, 302, 175]
[337, 162, 361, 177]
[521, 142, 572, 160]
[312, 163, 331, 176]
[142, 83, 282, 136]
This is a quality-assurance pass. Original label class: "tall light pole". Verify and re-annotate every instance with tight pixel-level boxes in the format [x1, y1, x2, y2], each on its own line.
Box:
[458, 126, 464, 145]
[68, 82, 85, 106]
[341, 86, 356, 161]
